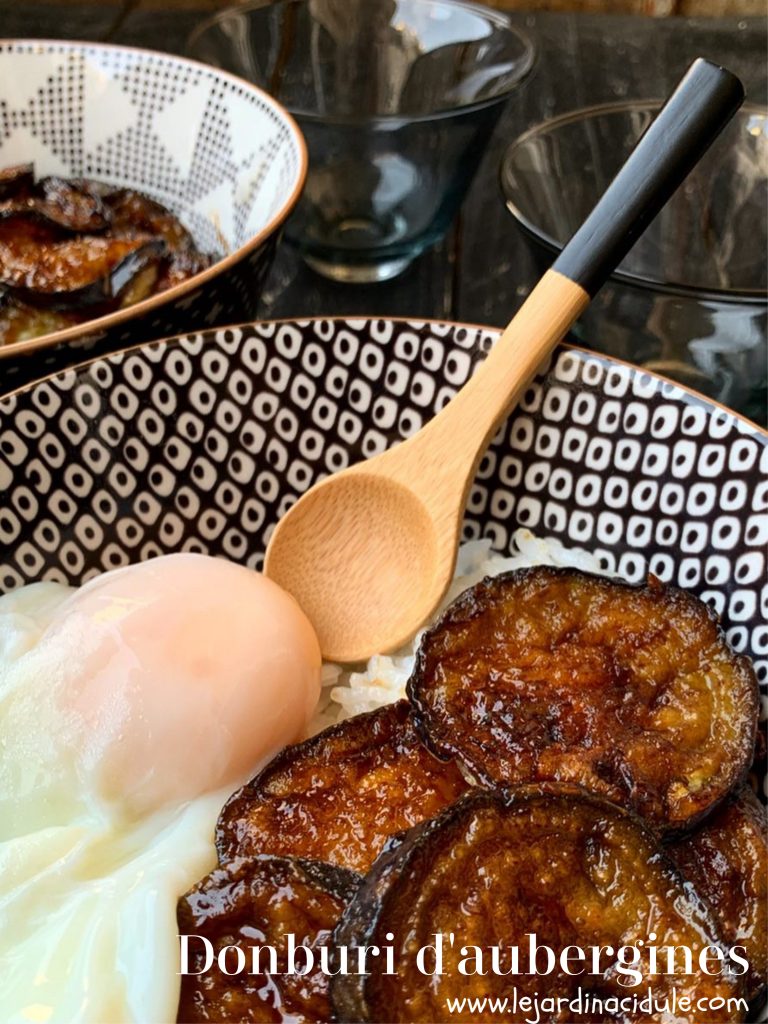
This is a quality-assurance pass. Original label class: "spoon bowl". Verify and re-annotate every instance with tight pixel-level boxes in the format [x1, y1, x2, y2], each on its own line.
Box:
[266, 472, 443, 661]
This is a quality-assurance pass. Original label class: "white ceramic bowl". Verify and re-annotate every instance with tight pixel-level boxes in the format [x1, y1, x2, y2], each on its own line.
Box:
[0, 40, 307, 387]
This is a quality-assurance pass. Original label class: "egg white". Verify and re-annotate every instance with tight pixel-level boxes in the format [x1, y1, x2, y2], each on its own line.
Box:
[0, 583, 222, 1023]
[0, 792, 226, 1024]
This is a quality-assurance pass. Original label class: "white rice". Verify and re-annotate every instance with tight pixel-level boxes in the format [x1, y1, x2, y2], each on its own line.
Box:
[310, 528, 605, 733]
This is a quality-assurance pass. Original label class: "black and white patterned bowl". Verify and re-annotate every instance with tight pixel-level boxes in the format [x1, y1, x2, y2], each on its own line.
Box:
[0, 41, 307, 388]
[1, 318, 766, 699]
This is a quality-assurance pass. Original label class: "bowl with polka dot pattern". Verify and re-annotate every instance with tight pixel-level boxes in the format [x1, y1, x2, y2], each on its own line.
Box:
[1, 318, 766, 696]
[0, 40, 307, 390]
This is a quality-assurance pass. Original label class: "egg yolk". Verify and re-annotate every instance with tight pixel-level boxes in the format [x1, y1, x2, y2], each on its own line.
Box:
[0, 554, 321, 827]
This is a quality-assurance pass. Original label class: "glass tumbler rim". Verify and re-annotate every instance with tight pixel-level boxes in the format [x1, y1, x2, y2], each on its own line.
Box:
[500, 98, 768, 305]
[187, 0, 536, 125]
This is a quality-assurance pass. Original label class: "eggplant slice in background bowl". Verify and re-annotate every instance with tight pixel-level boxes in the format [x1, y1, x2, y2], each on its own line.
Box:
[0, 41, 307, 390]
[0, 167, 209, 322]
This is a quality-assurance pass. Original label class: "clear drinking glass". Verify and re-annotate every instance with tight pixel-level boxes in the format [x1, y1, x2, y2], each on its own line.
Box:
[500, 103, 768, 423]
[189, 0, 534, 282]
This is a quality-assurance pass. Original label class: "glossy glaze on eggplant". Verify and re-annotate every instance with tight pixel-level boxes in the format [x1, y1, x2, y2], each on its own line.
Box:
[670, 785, 768, 1009]
[0, 222, 163, 306]
[177, 855, 360, 1024]
[216, 700, 469, 873]
[0, 165, 213, 345]
[407, 567, 758, 834]
[331, 785, 747, 1024]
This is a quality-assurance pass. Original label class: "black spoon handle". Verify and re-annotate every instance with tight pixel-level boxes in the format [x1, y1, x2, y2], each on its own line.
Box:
[552, 57, 744, 296]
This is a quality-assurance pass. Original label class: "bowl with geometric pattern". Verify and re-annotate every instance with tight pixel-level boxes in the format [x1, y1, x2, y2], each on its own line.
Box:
[1, 316, 766, 705]
[0, 41, 307, 391]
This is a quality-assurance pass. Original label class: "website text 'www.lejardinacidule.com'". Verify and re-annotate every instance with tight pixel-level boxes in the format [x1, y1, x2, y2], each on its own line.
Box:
[444, 990, 748, 1022]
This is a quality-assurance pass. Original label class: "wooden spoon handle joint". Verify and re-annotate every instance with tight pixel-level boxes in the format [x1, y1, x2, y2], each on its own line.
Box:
[552, 59, 744, 296]
[406, 269, 589, 503]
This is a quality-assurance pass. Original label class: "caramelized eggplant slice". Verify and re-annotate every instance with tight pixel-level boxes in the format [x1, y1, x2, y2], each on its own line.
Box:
[37, 176, 111, 232]
[177, 855, 360, 1023]
[0, 183, 110, 234]
[0, 214, 58, 250]
[216, 701, 469, 873]
[117, 260, 162, 307]
[106, 189, 213, 289]
[155, 245, 213, 292]
[66, 177, 122, 199]
[0, 164, 215, 345]
[0, 223, 165, 310]
[107, 189, 197, 249]
[0, 199, 64, 230]
[670, 786, 768, 1009]
[0, 163, 34, 199]
[407, 568, 758, 834]
[332, 785, 746, 1024]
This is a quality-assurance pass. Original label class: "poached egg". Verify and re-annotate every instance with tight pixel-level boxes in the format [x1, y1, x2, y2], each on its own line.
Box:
[0, 554, 321, 1023]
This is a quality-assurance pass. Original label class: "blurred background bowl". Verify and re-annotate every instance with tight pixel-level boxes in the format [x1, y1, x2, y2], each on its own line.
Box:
[189, 0, 534, 283]
[1, 317, 766, 688]
[0, 40, 307, 390]
[501, 102, 767, 425]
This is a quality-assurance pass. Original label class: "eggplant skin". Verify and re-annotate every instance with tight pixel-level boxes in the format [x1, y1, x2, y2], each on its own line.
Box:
[38, 176, 112, 232]
[0, 219, 166, 310]
[407, 567, 758, 836]
[105, 189, 212, 291]
[331, 785, 747, 1024]
[177, 854, 360, 1024]
[216, 700, 469, 873]
[669, 786, 768, 1011]
[0, 177, 112, 233]
[0, 175, 112, 233]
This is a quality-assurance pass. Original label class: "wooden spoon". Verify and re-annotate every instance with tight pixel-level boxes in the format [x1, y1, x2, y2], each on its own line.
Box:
[265, 58, 743, 662]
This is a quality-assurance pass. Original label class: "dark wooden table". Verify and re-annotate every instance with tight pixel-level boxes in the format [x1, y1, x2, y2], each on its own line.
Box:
[4, 4, 767, 411]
